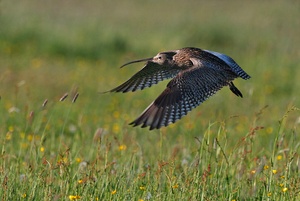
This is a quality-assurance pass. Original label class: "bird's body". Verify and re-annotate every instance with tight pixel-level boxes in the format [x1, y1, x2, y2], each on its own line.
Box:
[108, 47, 251, 130]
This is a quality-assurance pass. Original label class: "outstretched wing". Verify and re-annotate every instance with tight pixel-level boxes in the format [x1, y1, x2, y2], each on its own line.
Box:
[109, 61, 180, 93]
[203, 50, 251, 80]
[130, 67, 237, 130]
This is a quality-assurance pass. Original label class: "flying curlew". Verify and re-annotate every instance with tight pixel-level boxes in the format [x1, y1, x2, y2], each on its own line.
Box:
[107, 47, 251, 130]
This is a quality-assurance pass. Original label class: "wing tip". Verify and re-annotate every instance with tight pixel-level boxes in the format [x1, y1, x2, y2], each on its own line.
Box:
[242, 74, 251, 80]
[129, 111, 165, 131]
[129, 120, 157, 130]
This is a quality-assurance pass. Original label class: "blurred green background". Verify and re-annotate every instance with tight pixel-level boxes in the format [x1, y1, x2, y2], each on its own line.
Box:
[0, 0, 300, 200]
[1, 0, 299, 128]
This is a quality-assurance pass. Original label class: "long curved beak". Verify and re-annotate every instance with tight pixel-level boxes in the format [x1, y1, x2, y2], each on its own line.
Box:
[120, 57, 153, 68]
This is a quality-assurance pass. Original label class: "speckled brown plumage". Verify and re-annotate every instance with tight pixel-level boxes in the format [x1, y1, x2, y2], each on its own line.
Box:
[108, 47, 251, 130]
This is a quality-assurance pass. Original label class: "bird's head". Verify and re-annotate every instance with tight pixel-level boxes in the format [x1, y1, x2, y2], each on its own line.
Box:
[120, 51, 176, 68]
[153, 52, 176, 65]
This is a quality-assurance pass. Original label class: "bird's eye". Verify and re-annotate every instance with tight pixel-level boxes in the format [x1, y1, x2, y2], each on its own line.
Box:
[158, 56, 162, 60]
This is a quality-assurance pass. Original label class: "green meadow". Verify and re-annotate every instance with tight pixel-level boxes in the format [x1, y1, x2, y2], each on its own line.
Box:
[1, 0, 299, 200]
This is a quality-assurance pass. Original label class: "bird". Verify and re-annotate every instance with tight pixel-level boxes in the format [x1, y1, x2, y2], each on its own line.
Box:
[107, 47, 251, 130]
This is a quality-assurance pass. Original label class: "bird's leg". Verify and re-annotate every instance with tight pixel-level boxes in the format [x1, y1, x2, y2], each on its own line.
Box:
[229, 82, 243, 98]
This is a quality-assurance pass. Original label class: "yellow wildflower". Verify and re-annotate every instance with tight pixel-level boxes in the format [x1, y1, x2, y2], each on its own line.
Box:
[139, 186, 146, 191]
[267, 192, 272, 197]
[264, 165, 269, 170]
[27, 134, 33, 141]
[138, 199, 144, 201]
[251, 170, 256, 174]
[282, 187, 288, 192]
[111, 190, 117, 195]
[76, 158, 82, 163]
[68, 195, 81, 200]
[78, 179, 83, 184]
[277, 155, 282, 160]
[40, 147, 45, 152]
[21, 193, 27, 198]
[272, 169, 277, 174]
[172, 184, 179, 189]
[119, 145, 127, 151]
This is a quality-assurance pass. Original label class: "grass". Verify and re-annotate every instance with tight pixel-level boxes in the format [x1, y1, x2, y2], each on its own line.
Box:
[1, 0, 300, 200]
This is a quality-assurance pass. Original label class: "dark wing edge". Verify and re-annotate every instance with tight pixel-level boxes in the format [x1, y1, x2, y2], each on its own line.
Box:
[130, 67, 233, 130]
